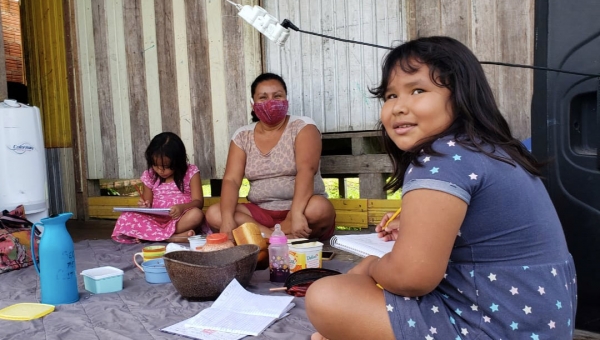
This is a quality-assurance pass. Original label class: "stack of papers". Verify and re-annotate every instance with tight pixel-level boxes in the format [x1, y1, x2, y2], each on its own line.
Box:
[161, 279, 295, 339]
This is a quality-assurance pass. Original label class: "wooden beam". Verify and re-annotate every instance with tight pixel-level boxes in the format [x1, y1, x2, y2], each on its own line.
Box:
[359, 173, 387, 199]
[320, 154, 392, 174]
[64, 0, 89, 221]
[322, 131, 380, 139]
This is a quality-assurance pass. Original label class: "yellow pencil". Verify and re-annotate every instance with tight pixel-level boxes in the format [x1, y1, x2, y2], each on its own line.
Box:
[382, 206, 402, 231]
[135, 184, 144, 197]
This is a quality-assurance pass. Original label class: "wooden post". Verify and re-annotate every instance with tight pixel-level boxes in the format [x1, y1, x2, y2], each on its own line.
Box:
[337, 176, 346, 198]
[351, 137, 387, 199]
[0, 12, 7, 100]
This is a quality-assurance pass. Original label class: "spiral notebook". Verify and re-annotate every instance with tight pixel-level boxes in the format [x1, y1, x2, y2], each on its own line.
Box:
[330, 233, 395, 258]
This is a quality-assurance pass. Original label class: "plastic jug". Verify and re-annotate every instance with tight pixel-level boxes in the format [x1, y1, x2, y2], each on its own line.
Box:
[31, 213, 79, 305]
[268, 224, 290, 282]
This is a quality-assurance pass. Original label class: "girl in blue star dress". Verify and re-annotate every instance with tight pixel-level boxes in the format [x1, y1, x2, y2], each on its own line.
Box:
[306, 36, 576, 340]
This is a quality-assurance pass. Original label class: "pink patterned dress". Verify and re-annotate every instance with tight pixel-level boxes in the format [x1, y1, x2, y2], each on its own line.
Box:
[111, 164, 199, 244]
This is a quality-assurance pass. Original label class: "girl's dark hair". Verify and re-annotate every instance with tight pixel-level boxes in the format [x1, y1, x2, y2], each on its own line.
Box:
[145, 132, 188, 193]
[370, 36, 541, 193]
[249, 73, 288, 122]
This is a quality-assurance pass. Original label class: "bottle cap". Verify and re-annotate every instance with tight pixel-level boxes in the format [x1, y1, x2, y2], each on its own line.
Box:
[269, 224, 287, 244]
[206, 233, 228, 244]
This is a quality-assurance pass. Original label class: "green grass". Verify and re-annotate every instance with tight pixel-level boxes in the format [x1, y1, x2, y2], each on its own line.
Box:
[202, 177, 400, 199]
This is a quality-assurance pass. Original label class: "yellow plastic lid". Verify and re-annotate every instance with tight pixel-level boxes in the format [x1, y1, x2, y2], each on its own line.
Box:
[0, 303, 55, 321]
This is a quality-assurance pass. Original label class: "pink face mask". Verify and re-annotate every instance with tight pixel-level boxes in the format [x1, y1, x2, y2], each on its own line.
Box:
[252, 99, 289, 125]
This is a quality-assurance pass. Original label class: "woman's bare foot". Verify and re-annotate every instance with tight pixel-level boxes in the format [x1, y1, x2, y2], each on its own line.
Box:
[166, 230, 195, 243]
[311, 332, 328, 340]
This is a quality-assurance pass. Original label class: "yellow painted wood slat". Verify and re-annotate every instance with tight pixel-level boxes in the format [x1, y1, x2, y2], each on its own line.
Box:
[88, 196, 249, 219]
[330, 199, 368, 228]
[368, 199, 402, 226]
[89, 197, 393, 230]
[88, 196, 139, 206]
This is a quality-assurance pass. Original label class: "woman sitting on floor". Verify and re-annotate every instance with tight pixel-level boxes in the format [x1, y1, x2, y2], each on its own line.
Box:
[205, 73, 335, 240]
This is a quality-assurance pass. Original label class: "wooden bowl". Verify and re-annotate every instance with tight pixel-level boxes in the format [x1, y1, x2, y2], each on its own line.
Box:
[163, 244, 259, 300]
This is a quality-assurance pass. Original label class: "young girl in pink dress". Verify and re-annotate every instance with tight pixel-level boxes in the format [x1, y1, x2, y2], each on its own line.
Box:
[112, 132, 205, 244]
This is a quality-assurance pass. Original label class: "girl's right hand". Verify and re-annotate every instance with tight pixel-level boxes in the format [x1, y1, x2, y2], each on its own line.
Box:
[375, 212, 400, 241]
[137, 198, 150, 208]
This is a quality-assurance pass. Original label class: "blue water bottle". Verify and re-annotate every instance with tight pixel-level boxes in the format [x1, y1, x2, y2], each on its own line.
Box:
[31, 212, 80, 305]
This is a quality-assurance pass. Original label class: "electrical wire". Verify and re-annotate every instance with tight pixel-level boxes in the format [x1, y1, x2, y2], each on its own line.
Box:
[220, 0, 600, 79]
[285, 22, 395, 51]
[280, 19, 600, 78]
[479, 62, 599, 77]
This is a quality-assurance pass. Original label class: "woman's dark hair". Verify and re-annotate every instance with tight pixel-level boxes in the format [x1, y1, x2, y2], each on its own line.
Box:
[145, 132, 188, 193]
[370, 36, 541, 193]
[249, 72, 288, 122]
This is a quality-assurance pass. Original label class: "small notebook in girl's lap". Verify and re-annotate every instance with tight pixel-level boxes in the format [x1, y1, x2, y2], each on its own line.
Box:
[330, 233, 395, 258]
[113, 207, 170, 216]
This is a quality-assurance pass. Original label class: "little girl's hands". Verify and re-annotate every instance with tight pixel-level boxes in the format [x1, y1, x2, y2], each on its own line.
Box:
[169, 205, 183, 219]
[376, 212, 400, 241]
[137, 198, 150, 207]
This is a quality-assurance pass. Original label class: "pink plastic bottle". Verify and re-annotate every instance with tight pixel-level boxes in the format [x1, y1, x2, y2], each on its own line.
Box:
[268, 224, 290, 282]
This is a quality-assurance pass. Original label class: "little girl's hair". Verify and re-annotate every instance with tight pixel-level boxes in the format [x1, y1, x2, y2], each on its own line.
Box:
[145, 132, 188, 192]
[370, 36, 541, 193]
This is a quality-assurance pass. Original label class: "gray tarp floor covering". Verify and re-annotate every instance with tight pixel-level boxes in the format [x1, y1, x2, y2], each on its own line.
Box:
[0, 239, 354, 340]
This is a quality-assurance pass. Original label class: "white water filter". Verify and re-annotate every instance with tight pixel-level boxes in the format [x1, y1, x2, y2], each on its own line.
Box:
[0, 99, 49, 223]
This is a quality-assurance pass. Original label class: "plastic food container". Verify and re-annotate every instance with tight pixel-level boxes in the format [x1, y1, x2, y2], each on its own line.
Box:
[0, 303, 55, 321]
[288, 241, 323, 273]
[198, 233, 234, 252]
[80, 266, 124, 294]
[141, 258, 171, 284]
[188, 235, 207, 251]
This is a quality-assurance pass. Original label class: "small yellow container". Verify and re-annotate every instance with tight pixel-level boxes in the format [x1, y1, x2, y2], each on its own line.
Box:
[288, 241, 323, 273]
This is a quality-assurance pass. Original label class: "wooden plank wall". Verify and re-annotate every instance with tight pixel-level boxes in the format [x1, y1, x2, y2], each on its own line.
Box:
[407, 0, 535, 140]
[19, 0, 78, 217]
[263, 0, 534, 141]
[263, 0, 408, 133]
[74, 0, 262, 181]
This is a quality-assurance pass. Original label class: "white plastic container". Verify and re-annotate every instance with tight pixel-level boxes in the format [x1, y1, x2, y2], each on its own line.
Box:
[288, 241, 324, 273]
[0, 99, 49, 223]
[188, 235, 206, 251]
[80, 266, 124, 294]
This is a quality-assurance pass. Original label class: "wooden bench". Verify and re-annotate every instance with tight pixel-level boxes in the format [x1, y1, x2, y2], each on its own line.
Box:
[87, 196, 401, 229]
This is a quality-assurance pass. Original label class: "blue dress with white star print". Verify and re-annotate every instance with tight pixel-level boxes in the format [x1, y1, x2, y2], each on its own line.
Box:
[384, 136, 577, 340]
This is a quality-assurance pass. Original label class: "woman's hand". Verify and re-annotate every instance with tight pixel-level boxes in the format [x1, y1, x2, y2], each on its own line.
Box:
[347, 256, 380, 276]
[220, 218, 237, 241]
[375, 212, 401, 242]
[290, 213, 311, 239]
[169, 204, 184, 219]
